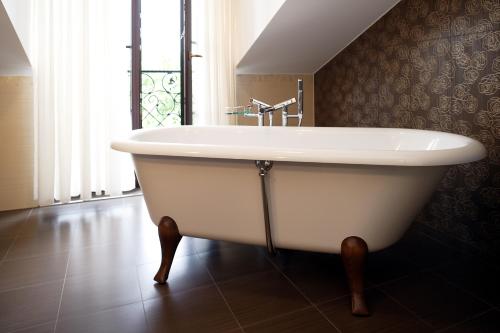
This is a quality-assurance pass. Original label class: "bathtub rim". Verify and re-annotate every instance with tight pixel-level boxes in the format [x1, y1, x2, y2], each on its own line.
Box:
[111, 125, 487, 167]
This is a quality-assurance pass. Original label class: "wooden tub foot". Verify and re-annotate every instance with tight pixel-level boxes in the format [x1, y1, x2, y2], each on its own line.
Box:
[341, 236, 370, 316]
[154, 216, 182, 284]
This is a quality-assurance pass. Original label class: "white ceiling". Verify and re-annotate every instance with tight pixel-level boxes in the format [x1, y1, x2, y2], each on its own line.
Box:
[0, 1, 31, 76]
[236, 0, 400, 74]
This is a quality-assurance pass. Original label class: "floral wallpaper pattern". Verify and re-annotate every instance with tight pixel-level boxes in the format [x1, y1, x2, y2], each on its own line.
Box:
[315, 0, 500, 255]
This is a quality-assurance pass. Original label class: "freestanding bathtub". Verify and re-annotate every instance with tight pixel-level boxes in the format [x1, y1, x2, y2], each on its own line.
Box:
[112, 125, 486, 315]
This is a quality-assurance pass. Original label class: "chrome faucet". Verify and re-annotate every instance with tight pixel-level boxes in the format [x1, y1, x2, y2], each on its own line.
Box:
[249, 98, 273, 126]
[225, 78, 304, 127]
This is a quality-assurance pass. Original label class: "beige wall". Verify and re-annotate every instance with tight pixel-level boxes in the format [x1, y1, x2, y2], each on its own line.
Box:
[0, 76, 36, 211]
[234, 74, 314, 127]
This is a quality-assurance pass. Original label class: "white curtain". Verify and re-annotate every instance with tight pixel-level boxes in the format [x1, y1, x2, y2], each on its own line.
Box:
[31, 0, 136, 205]
[192, 0, 235, 125]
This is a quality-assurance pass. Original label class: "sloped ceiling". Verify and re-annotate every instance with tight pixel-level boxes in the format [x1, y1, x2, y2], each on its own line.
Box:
[0, 1, 31, 76]
[236, 0, 400, 74]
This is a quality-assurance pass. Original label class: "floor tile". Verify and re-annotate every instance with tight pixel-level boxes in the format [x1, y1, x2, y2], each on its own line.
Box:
[0, 209, 30, 237]
[78, 215, 159, 249]
[10, 322, 56, 333]
[0, 253, 68, 291]
[67, 240, 159, 277]
[193, 238, 249, 254]
[417, 225, 500, 270]
[391, 231, 460, 270]
[78, 197, 125, 212]
[244, 307, 336, 333]
[270, 249, 336, 270]
[318, 289, 432, 333]
[36, 203, 87, 219]
[1, 196, 499, 333]
[434, 256, 500, 306]
[170, 236, 198, 258]
[144, 285, 239, 333]
[365, 247, 420, 285]
[380, 272, 489, 329]
[20, 208, 87, 237]
[55, 302, 147, 333]
[137, 253, 213, 301]
[197, 245, 275, 282]
[0, 281, 63, 332]
[121, 195, 145, 207]
[59, 267, 142, 319]
[279, 255, 352, 304]
[0, 236, 14, 260]
[5, 232, 72, 261]
[440, 309, 500, 333]
[218, 270, 310, 326]
[23, 200, 155, 248]
[35, 200, 125, 219]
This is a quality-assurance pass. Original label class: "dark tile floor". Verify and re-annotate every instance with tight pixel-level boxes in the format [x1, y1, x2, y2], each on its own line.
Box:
[0, 195, 499, 333]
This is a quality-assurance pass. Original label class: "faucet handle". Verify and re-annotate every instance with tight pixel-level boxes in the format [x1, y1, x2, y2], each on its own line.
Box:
[273, 98, 296, 110]
[249, 98, 271, 109]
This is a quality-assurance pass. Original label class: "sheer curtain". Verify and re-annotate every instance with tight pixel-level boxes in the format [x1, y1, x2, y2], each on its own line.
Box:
[31, 0, 135, 205]
[192, 0, 235, 125]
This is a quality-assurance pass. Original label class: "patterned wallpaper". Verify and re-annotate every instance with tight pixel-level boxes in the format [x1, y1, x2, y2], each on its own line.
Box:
[315, 0, 500, 255]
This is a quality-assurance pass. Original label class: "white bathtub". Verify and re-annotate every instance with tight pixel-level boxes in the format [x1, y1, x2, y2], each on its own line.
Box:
[112, 126, 486, 253]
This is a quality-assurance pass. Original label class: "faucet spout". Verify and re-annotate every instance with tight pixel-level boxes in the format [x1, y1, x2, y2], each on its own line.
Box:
[273, 98, 296, 110]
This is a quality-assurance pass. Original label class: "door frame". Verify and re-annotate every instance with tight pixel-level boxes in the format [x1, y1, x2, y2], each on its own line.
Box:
[181, 0, 192, 125]
[130, 0, 192, 128]
[131, 0, 142, 129]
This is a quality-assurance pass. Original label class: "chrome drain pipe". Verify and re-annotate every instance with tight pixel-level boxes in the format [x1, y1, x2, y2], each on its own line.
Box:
[255, 160, 276, 256]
